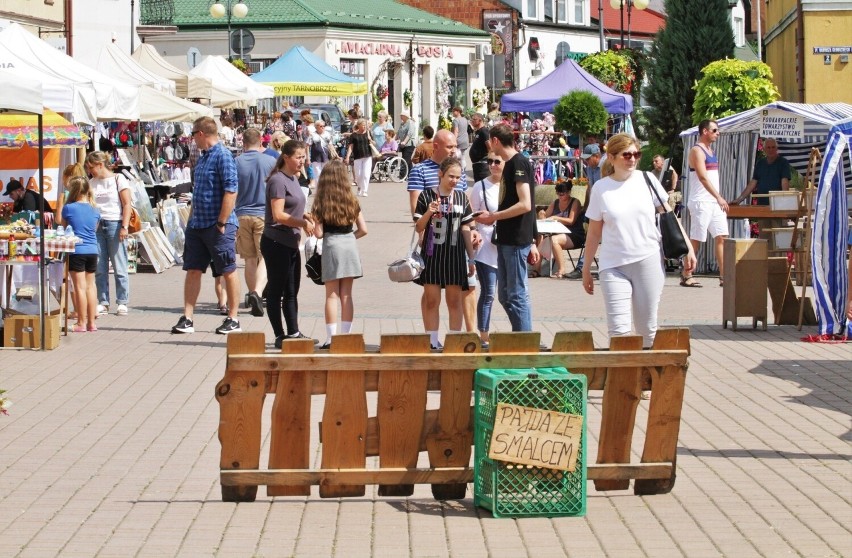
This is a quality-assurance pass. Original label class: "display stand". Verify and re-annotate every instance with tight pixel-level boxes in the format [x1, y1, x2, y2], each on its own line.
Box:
[722, 239, 768, 330]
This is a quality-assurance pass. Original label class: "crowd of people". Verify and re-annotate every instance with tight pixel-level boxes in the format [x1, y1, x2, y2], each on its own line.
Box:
[47, 104, 843, 349]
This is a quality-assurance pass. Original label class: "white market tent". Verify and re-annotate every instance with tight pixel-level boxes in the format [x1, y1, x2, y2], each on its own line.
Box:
[190, 55, 274, 105]
[0, 68, 45, 114]
[95, 43, 213, 122]
[132, 44, 249, 109]
[98, 42, 176, 95]
[678, 101, 852, 273]
[0, 22, 139, 122]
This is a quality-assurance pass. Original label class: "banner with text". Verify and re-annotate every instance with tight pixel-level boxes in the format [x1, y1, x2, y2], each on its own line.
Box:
[0, 146, 60, 204]
[761, 109, 805, 140]
[488, 403, 583, 472]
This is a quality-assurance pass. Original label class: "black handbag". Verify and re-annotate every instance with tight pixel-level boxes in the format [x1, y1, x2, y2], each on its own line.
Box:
[305, 241, 324, 285]
[643, 172, 689, 259]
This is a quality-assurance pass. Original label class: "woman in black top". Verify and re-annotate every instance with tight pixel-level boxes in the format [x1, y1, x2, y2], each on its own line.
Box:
[344, 118, 374, 197]
[535, 181, 585, 278]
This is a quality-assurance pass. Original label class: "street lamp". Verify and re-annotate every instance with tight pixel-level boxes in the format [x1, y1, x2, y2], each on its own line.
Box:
[609, 0, 649, 49]
[209, 1, 248, 61]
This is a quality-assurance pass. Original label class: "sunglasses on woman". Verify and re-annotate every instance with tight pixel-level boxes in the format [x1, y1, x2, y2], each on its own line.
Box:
[620, 151, 642, 160]
[487, 159, 503, 165]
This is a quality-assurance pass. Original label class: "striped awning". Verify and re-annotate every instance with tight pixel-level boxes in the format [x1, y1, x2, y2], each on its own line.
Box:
[811, 117, 851, 336]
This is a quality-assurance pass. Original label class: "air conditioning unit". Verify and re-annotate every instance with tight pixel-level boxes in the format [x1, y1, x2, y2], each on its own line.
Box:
[246, 61, 265, 73]
[471, 44, 489, 62]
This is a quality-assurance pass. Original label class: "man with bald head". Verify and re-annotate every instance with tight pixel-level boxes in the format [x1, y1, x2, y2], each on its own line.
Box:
[731, 138, 791, 206]
[406, 128, 461, 215]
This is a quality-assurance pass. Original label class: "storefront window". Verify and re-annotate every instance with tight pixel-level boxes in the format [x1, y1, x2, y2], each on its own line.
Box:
[447, 64, 468, 110]
[340, 59, 366, 81]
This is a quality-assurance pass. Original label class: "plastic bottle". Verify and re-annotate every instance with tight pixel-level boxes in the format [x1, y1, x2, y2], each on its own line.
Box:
[65, 225, 74, 238]
[8, 233, 16, 257]
[56, 225, 65, 236]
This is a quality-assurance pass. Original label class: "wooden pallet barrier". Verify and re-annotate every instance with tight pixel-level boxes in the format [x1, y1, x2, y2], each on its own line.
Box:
[216, 329, 690, 502]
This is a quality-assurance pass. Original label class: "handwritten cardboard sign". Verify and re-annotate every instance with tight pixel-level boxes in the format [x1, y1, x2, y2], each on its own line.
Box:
[488, 403, 583, 472]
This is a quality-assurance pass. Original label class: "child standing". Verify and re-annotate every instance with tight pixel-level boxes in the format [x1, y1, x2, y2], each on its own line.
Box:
[61, 176, 101, 332]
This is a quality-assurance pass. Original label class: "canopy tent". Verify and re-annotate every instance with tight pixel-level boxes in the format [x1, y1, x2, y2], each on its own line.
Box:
[251, 46, 368, 97]
[139, 87, 213, 122]
[0, 68, 43, 114]
[97, 43, 175, 95]
[0, 23, 139, 121]
[0, 109, 88, 148]
[190, 55, 274, 104]
[131, 44, 249, 109]
[0, 47, 97, 124]
[678, 101, 852, 274]
[500, 59, 633, 115]
[811, 117, 851, 337]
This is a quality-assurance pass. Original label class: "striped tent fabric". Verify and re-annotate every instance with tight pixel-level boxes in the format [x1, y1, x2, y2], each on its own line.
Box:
[811, 117, 851, 336]
[776, 141, 852, 186]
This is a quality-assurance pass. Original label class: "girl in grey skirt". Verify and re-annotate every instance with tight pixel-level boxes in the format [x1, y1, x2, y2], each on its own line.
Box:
[311, 160, 369, 349]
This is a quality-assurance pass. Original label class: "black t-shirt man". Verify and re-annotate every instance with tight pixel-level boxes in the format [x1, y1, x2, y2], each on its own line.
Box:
[495, 152, 536, 246]
[12, 188, 46, 213]
[469, 127, 490, 163]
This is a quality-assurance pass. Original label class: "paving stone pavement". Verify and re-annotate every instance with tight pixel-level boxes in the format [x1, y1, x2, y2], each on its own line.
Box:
[1, 180, 850, 557]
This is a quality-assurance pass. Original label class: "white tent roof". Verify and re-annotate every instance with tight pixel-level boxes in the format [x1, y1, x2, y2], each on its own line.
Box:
[140, 86, 213, 122]
[0, 69, 45, 115]
[190, 55, 274, 104]
[0, 22, 139, 121]
[97, 43, 176, 95]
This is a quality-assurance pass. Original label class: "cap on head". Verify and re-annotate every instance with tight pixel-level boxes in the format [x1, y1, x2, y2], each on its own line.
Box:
[399, 111, 410, 118]
[3, 178, 24, 197]
[581, 143, 601, 159]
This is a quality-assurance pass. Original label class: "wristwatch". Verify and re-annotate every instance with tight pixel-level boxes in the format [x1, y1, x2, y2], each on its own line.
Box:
[216, 221, 226, 228]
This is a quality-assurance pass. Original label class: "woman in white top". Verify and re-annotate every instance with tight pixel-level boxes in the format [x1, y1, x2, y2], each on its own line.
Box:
[85, 151, 133, 316]
[582, 134, 696, 347]
[469, 155, 503, 348]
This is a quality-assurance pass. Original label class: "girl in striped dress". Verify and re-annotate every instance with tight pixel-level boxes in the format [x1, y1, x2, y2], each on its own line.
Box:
[413, 157, 476, 349]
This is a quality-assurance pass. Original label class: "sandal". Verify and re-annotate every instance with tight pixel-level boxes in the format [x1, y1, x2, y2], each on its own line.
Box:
[528, 270, 540, 278]
[680, 276, 703, 288]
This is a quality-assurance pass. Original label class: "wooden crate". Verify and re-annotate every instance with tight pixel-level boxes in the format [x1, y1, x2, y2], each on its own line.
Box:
[723, 239, 768, 330]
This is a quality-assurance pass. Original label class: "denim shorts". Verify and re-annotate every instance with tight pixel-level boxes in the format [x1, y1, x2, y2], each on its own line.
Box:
[183, 223, 237, 275]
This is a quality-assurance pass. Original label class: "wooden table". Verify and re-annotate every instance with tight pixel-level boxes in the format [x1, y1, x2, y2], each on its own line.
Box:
[726, 205, 799, 220]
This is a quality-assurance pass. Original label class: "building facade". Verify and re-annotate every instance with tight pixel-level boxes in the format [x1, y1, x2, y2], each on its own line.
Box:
[764, 0, 851, 103]
[139, 0, 490, 130]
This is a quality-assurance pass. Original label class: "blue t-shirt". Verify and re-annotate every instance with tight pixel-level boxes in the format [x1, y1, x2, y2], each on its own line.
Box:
[236, 150, 277, 217]
[61, 202, 100, 255]
[406, 158, 467, 193]
[752, 156, 791, 205]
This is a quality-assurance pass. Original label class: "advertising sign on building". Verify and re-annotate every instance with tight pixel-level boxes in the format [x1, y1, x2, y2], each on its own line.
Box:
[483, 11, 514, 89]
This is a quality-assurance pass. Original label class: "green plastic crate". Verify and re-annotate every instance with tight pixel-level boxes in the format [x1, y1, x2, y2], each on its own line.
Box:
[474, 367, 587, 518]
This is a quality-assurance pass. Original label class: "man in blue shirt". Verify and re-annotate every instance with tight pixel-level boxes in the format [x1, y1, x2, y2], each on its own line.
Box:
[172, 116, 241, 335]
[731, 138, 791, 206]
[235, 127, 276, 317]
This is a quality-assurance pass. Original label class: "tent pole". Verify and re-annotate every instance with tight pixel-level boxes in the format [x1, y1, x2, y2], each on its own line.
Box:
[38, 113, 46, 351]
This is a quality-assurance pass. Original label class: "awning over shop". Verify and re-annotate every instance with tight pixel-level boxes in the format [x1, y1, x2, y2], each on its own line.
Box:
[251, 46, 368, 97]
[501, 59, 633, 115]
[0, 22, 139, 122]
[190, 55, 274, 104]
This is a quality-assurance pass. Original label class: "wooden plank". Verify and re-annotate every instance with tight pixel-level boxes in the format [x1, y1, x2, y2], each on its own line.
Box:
[222, 462, 673, 487]
[426, 332, 478, 500]
[229, 351, 688, 374]
[635, 329, 689, 495]
[595, 335, 644, 491]
[217, 333, 266, 502]
[267, 337, 314, 497]
[551, 331, 600, 382]
[488, 332, 542, 353]
[377, 334, 430, 496]
[320, 334, 368, 498]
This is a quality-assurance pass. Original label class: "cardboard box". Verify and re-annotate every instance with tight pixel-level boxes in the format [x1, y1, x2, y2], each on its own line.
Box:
[3, 314, 60, 349]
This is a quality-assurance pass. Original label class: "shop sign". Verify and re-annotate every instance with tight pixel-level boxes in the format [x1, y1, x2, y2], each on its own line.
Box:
[812, 46, 851, 54]
[0, 147, 60, 203]
[416, 45, 454, 59]
[339, 42, 402, 57]
[488, 402, 583, 472]
[761, 109, 804, 140]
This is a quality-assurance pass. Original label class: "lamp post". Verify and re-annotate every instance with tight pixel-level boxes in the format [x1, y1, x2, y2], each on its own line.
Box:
[609, 0, 649, 49]
[209, 1, 248, 61]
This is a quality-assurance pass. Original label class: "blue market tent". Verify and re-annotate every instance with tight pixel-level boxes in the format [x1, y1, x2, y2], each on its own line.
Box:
[251, 46, 368, 97]
[500, 59, 633, 115]
[812, 117, 851, 336]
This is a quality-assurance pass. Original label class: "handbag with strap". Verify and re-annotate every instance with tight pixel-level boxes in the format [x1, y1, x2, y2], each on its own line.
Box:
[387, 228, 425, 282]
[643, 172, 689, 259]
[115, 176, 142, 234]
[304, 239, 324, 285]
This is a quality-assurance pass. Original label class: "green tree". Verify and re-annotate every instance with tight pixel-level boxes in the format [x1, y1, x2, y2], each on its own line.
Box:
[554, 91, 608, 177]
[645, 0, 734, 168]
[580, 48, 647, 116]
[692, 59, 779, 123]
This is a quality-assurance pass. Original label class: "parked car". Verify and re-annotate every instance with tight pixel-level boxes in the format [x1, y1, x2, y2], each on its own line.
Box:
[298, 104, 346, 133]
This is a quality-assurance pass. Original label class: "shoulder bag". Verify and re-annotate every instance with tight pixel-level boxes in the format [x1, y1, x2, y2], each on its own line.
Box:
[305, 239, 324, 285]
[115, 176, 142, 233]
[643, 171, 688, 259]
[387, 228, 425, 282]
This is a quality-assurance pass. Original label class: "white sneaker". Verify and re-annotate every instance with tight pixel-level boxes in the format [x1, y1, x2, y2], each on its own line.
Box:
[116, 304, 128, 315]
[97, 304, 109, 315]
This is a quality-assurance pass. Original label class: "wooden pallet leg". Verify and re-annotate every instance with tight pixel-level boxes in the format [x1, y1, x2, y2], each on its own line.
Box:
[217, 333, 266, 502]
[635, 328, 689, 495]
[320, 334, 368, 498]
[594, 335, 644, 491]
[377, 334, 430, 497]
[427, 333, 478, 500]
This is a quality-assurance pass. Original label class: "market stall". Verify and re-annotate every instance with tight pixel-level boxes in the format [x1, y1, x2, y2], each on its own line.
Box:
[250, 45, 368, 97]
[189, 55, 274, 106]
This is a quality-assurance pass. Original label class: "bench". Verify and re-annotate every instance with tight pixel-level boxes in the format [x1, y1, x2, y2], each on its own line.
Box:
[216, 329, 690, 501]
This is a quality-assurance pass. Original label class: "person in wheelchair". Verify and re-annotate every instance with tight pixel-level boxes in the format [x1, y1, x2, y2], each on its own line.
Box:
[377, 129, 399, 158]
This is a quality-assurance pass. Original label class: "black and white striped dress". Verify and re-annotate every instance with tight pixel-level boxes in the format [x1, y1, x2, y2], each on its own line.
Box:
[413, 188, 474, 288]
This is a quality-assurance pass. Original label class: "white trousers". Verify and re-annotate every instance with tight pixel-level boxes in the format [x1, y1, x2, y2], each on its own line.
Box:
[599, 253, 665, 348]
[353, 156, 372, 194]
